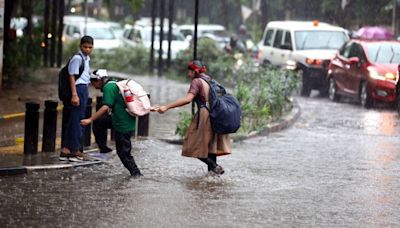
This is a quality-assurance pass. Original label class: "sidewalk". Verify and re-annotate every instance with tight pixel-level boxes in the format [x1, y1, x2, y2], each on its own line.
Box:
[0, 70, 301, 175]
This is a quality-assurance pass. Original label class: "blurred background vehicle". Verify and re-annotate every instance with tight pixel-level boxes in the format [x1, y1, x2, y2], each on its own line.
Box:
[356, 26, 393, 40]
[63, 21, 122, 50]
[121, 24, 189, 60]
[328, 39, 400, 108]
[258, 20, 350, 97]
[177, 24, 230, 49]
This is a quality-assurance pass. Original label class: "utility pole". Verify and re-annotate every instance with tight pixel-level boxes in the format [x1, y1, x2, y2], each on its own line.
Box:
[393, 0, 398, 38]
[149, 0, 157, 74]
[193, 0, 199, 60]
[158, 0, 165, 77]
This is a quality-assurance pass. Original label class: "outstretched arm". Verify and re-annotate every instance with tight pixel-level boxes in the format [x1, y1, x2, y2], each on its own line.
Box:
[80, 105, 109, 126]
[158, 93, 195, 114]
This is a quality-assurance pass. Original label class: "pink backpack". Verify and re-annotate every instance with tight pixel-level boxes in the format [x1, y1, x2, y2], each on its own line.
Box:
[112, 79, 151, 116]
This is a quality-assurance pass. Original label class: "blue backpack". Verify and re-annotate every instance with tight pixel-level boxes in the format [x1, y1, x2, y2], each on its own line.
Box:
[200, 77, 241, 134]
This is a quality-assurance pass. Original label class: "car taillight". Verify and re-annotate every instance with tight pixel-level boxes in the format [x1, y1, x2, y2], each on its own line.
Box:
[306, 58, 323, 65]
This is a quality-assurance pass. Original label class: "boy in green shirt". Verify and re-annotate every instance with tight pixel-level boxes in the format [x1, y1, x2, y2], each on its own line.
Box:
[80, 69, 142, 177]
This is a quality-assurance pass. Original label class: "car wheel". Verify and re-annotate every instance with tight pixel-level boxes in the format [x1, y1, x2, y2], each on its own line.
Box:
[298, 69, 311, 97]
[328, 77, 340, 102]
[360, 81, 373, 108]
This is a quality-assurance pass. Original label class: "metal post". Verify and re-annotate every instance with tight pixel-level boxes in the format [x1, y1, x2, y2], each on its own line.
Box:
[149, 0, 157, 74]
[24, 102, 40, 154]
[193, 0, 199, 60]
[96, 96, 111, 141]
[167, 0, 175, 68]
[43, 0, 50, 67]
[50, 0, 58, 67]
[82, 97, 92, 147]
[158, 0, 165, 77]
[42, 100, 58, 152]
[57, 0, 64, 67]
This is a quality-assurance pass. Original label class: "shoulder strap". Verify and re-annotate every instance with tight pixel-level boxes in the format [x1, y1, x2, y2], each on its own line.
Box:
[77, 53, 85, 77]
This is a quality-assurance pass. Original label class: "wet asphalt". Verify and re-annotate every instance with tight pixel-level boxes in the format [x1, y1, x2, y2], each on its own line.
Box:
[1, 89, 400, 227]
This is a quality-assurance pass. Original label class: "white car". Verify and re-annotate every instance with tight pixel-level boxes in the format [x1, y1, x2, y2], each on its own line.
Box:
[258, 20, 349, 97]
[121, 25, 189, 60]
[177, 24, 230, 49]
[63, 21, 122, 50]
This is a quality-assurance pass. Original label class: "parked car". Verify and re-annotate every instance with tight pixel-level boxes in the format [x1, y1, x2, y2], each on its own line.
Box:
[63, 21, 122, 50]
[121, 25, 189, 60]
[258, 20, 349, 97]
[177, 24, 230, 49]
[328, 39, 400, 108]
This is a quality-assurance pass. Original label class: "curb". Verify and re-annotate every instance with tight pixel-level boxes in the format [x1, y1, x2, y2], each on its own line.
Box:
[0, 159, 103, 176]
[159, 99, 301, 144]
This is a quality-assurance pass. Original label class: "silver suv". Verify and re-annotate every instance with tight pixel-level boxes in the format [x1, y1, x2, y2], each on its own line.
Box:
[259, 21, 349, 97]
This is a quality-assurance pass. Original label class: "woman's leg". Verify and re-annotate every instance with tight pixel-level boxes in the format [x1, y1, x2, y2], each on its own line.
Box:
[198, 157, 217, 171]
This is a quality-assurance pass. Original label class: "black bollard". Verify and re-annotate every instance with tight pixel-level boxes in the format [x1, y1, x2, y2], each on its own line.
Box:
[24, 102, 40, 154]
[42, 100, 58, 152]
[82, 97, 92, 147]
[137, 94, 151, 137]
[96, 96, 114, 141]
[95, 96, 103, 111]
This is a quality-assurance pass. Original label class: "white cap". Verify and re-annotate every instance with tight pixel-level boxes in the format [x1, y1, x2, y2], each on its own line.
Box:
[90, 69, 108, 80]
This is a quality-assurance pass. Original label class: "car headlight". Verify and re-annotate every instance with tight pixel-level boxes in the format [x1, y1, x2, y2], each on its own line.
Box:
[369, 69, 396, 81]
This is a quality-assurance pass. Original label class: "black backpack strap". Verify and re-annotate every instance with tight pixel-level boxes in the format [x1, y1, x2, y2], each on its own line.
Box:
[77, 53, 85, 77]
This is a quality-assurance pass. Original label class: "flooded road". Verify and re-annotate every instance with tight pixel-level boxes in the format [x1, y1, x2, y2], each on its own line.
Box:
[1, 94, 400, 227]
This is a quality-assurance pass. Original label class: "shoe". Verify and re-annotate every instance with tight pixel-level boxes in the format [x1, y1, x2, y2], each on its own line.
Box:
[68, 151, 84, 162]
[130, 169, 143, 178]
[100, 147, 113, 153]
[59, 150, 74, 161]
[211, 165, 224, 175]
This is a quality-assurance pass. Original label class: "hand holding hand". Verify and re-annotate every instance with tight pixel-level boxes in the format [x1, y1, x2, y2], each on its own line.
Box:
[157, 106, 168, 114]
[150, 105, 160, 112]
[80, 118, 92, 126]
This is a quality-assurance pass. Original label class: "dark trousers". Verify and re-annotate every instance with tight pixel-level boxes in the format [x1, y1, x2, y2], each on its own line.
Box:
[93, 114, 112, 153]
[198, 153, 217, 171]
[114, 130, 140, 174]
[63, 84, 88, 152]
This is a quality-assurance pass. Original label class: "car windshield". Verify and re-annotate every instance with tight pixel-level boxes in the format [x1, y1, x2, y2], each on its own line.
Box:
[295, 31, 348, 50]
[142, 29, 185, 41]
[201, 29, 229, 37]
[86, 26, 115, 39]
[365, 42, 400, 64]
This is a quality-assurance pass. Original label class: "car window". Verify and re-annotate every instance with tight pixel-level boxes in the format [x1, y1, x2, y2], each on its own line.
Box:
[86, 26, 115, 39]
[340, 42, 352, 58]
[66, 25, 79, 36]
[123, 29, 131, 38]
[283, 31, 292, 49]
[273, 30, 283, 48]
[263, 29, 274, 46]
[365, 42, 400, 64]
[295, 31, 348, 50]
[180, 29, 192, 37]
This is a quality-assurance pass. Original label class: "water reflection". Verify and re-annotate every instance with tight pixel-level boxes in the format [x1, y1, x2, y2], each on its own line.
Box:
[362, 111, 398, 135]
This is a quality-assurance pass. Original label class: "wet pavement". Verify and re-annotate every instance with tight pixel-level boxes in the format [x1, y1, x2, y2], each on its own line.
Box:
[1, 90, 400, 227]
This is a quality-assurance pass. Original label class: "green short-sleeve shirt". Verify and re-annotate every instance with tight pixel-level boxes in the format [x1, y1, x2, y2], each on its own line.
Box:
[102, 81, 136, 133]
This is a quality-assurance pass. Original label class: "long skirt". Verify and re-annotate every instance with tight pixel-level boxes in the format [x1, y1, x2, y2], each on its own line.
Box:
[182, 108, 232, 158]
